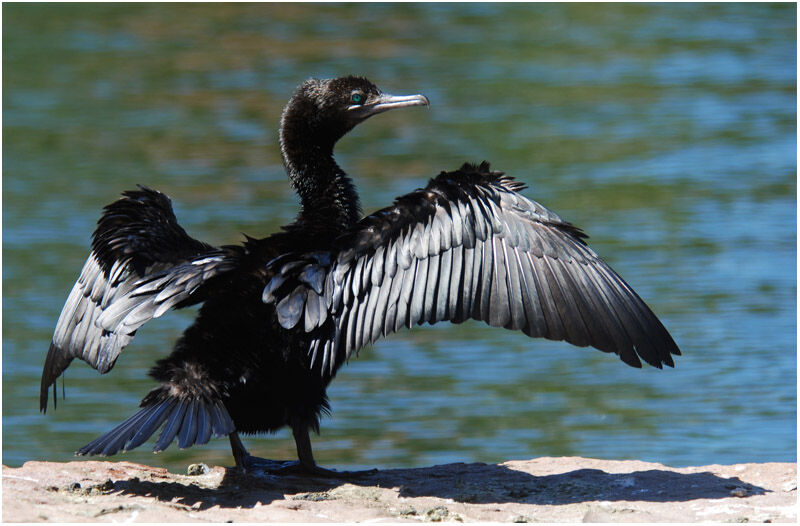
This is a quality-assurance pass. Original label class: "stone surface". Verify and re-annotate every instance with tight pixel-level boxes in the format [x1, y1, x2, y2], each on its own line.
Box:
[2, 457, 796, 522]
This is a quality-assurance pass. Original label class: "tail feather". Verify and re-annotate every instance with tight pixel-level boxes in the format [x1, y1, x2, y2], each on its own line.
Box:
[78, 403, 160, 456]
[125, 397, 178, 451]
[209, 401, 230, 435]
[76, 395, 235, 457]
[177, 401, 199, 449]
[196, 403, 212, 447]
[154, 400, 189, 452]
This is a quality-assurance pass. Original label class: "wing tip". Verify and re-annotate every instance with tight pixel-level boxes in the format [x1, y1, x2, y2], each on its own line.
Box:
[41, 341, 72, 413]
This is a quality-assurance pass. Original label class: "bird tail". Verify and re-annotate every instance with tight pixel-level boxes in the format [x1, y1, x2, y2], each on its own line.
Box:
[76, 391, 235, 457]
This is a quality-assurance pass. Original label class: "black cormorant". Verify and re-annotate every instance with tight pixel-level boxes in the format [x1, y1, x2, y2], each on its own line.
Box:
[41, 75, 680, 476]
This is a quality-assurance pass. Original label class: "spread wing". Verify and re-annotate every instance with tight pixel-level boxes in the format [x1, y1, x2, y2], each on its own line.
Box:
[41, 187, 240, 411]
[264, 162, 680, 378]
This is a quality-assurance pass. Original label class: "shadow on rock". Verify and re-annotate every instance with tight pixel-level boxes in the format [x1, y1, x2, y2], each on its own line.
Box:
[114, 468, 338, 510]
[378, 463, 767, 504]
[114, 461, 767, 510]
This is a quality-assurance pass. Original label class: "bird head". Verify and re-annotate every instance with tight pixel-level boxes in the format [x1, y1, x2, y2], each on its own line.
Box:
[281, 76, 429, 149]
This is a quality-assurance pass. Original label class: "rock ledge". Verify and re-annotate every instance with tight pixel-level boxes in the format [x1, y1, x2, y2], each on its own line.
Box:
[3, 457, 796, 522]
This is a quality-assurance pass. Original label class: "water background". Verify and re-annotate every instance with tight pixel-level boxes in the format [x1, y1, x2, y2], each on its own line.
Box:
[3, 3, 796, 472]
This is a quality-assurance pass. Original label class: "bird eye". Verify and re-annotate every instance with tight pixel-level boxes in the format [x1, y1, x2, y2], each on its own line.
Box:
[350, 93, 364, 104]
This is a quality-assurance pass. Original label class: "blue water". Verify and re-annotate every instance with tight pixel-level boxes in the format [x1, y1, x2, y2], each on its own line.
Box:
[3, 3, 795, 472]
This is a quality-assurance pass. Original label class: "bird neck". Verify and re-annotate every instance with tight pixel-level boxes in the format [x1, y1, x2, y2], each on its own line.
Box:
[280, 129, 362, 233]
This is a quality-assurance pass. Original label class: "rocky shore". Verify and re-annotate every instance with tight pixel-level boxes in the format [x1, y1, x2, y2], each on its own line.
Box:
[3, 457, 796, 522]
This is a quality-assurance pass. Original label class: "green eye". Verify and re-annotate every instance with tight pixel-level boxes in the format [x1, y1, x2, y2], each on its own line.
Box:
[351, 93, 364, 104]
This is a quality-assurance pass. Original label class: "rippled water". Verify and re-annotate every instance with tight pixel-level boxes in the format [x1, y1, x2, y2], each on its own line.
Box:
[3, 3, 795, 472]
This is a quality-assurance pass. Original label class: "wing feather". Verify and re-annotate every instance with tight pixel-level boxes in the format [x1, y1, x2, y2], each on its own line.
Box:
[476, 238, 493, 322]
[410, 257, 429, 326]
[262, 163, 680, 379]
[397, 263, 416, 331]
[41, 187, 239, 412]
[504, 241, 526, 331]
[423, 253, 440, 324]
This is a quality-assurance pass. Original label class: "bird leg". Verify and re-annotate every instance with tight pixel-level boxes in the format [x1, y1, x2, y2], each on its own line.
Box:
[290, 425, 339, 477]
[229, 431, 296, 474]
[287, 425, 378, 478]
[229, 431, 251, 470]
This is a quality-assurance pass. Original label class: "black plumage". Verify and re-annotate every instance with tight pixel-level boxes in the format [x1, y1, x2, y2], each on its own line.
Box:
[41, 75, 680, 475]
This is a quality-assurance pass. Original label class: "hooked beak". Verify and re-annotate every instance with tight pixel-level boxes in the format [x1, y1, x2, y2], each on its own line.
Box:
[348, 93, 430, 119]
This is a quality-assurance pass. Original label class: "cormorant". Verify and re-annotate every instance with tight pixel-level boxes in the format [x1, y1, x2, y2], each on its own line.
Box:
[41, 75, 680, 476]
